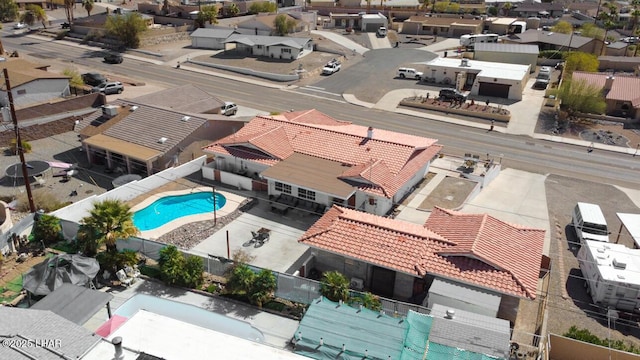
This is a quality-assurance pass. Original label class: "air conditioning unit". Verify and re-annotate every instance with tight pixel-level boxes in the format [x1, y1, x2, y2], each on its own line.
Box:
[350, 278, 364, 291]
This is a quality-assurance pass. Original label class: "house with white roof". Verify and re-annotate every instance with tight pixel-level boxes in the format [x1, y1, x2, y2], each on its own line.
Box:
[578, 240, 640, 311]
[202, 109, 442, 216]
[416, 57, 530, 100]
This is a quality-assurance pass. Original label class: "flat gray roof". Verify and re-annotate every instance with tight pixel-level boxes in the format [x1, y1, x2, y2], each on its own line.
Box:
[31, 283, 114, 325]
[474, 42, 539, 54]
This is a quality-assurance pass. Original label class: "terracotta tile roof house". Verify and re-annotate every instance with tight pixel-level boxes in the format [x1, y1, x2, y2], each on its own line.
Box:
[202, 110, 442, 216]
[77, 99, 242, 175]
[299, 206, 545, 300]
[571, 72, 640, 119]
[0, 59, 70, 109]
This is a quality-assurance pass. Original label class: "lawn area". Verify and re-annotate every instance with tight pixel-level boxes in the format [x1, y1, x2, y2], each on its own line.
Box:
[0, 275, 23, 303]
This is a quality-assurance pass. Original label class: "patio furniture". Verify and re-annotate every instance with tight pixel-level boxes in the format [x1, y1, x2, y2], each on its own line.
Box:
[116, 269, 133, 287]
[124, 265, 140, 279]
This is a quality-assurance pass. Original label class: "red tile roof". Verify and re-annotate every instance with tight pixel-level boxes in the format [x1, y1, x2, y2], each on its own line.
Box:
[572, 72, 640, 108]
[203, 110, 442, 198]
[299, 206, 545, 299]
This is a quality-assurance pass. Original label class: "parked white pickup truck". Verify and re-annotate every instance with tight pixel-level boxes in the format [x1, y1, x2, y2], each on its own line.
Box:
[322, 59, 341, 75]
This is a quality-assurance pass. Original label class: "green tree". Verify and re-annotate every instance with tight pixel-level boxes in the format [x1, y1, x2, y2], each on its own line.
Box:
[630, 0, 640, 56]
[82, 0, 94, 17]
[433, 1, 448, 13]
[274, 14, 296, 36]
[445, 2, 459, 13]
[557, 79, 606, 116]
[579, 22, 605, 40]
[78, 199, 139, 254]
[182, 255, 204, 288]
[63, 68, 83, 88]
[551, 20, 573, 34]
[0, 0, 18, 22]
[351, 292, 382, 311]
[599, 4, 618, 55]
[195, 5, 218, 28]
[228, 3, 239, 16]
[319, 270, 350, 302]
[105, 12, 148, 49]
[501, 1, 512, 16]
[227, 264, 255, 295]
[32, 214, 62, 246]
[20, 4, 47, 28]
[158, 245, 185, 286]
[249, 269, 276, 307]
[563, 51, 599, 77]
[487, 6, 498, 16]
[248, 1, 276, 14]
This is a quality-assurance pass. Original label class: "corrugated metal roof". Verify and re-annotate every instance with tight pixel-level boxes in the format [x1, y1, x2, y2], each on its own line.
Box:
[475, 42, 539, 54]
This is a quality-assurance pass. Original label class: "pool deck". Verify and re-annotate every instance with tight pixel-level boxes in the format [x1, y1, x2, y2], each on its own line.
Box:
[132, 187, 247, 240]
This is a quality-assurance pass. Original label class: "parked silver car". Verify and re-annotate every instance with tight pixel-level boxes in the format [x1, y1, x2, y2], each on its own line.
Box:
[92, 81, 124, 95]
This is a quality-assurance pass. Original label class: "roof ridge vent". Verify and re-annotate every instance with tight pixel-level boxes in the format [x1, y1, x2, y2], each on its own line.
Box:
[158, 137, 168, 144]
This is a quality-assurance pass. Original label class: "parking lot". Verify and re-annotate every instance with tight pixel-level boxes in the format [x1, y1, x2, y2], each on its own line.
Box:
[544, 174, 640, 345]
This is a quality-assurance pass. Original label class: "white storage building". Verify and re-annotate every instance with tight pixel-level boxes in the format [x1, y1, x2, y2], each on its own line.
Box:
[474, 43, 539, 73]
[416, 58, 531, 100]
[578, 240, 640, 311]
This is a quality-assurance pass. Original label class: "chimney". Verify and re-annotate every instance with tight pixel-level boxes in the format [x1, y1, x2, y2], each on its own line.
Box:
[112, 336, 124, 359]
[445, 309, 455, 319]
[367, 126, 373, 139]
[604, 75, 615, 91]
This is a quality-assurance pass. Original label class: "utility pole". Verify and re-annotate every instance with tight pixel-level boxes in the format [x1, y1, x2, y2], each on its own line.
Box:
[4, 68, 36, 213]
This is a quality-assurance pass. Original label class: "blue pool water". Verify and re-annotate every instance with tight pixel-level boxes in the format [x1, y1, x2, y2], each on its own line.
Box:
[133, 191, 227, 231]
[115, 294, 265, 342]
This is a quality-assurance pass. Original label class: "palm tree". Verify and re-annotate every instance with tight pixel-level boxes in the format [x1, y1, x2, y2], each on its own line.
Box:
[82, 0, 94, 17]
[502, 1, 512, 16]
[63, 0, 74, 24]
[79, 199, 139, 254]
[600, 4, 618, 55]
[319, 270, 350, 302]
[228, 3, 239, 17]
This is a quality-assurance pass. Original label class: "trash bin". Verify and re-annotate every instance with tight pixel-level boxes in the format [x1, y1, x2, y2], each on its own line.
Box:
[444, 51, 448, 58]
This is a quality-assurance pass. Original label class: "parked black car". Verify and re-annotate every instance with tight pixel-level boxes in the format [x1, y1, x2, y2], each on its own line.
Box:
[104, 53, 123, 64]
[81, 72, 107, 86]
[439, 88, 467, 102]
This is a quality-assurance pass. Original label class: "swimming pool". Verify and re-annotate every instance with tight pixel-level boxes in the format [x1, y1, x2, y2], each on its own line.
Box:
[114, 294, 265, 342]
[133, 191, 227, 231]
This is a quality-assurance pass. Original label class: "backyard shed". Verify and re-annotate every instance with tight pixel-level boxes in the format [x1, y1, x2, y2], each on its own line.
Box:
[474, 43, 539, 73]
[425, 278, 501, 318]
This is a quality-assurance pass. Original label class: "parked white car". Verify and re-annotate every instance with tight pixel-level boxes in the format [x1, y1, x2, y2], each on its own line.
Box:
[322, 59, 341, 75]
[397, 67, 423, 80]
[13, 22, 26, 30]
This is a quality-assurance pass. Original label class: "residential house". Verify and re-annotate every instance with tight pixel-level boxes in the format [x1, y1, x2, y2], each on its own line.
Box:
[293, 297, 512, 360]
[417, 57, 530, 100]
[338, 0, 419, 9]
[512, 2, 565, 18]
[474, 43, 539, 73]
[235, 13, 310, 35]
[605, 41, 632, 57]
[130, 84, 226, 114]
[360, 13, 388, 32]
[77, 99, 242, 176]
[0, 59, 70, 109]
[503, 29, 601, 54]
[202, 110, 442, 216]
[485, 17, 519, 35]
[190, 28, 239, 49]
[223, 34, 313, 60]
[598, 56, 640, 72]
[298, 206, 545, 322]
[15, 0, 47, 9]
[0, 307, 101, 359]
[71, 12, 155, 36]
[401, 16, 484, 37]
[571, 71, 640, 119]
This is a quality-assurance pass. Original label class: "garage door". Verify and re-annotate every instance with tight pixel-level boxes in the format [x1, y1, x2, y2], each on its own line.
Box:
[478, 82, 510, 98]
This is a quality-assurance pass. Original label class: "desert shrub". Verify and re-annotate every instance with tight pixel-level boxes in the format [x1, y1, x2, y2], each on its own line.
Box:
[9, 139, 31, 154]
[97, 249, 138, 273]
[32, 214, 62, 245]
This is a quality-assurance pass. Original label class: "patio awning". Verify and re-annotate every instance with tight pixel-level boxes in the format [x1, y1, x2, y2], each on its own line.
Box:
[616, 213, 640, 248]
[30, 283, 114, 325]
